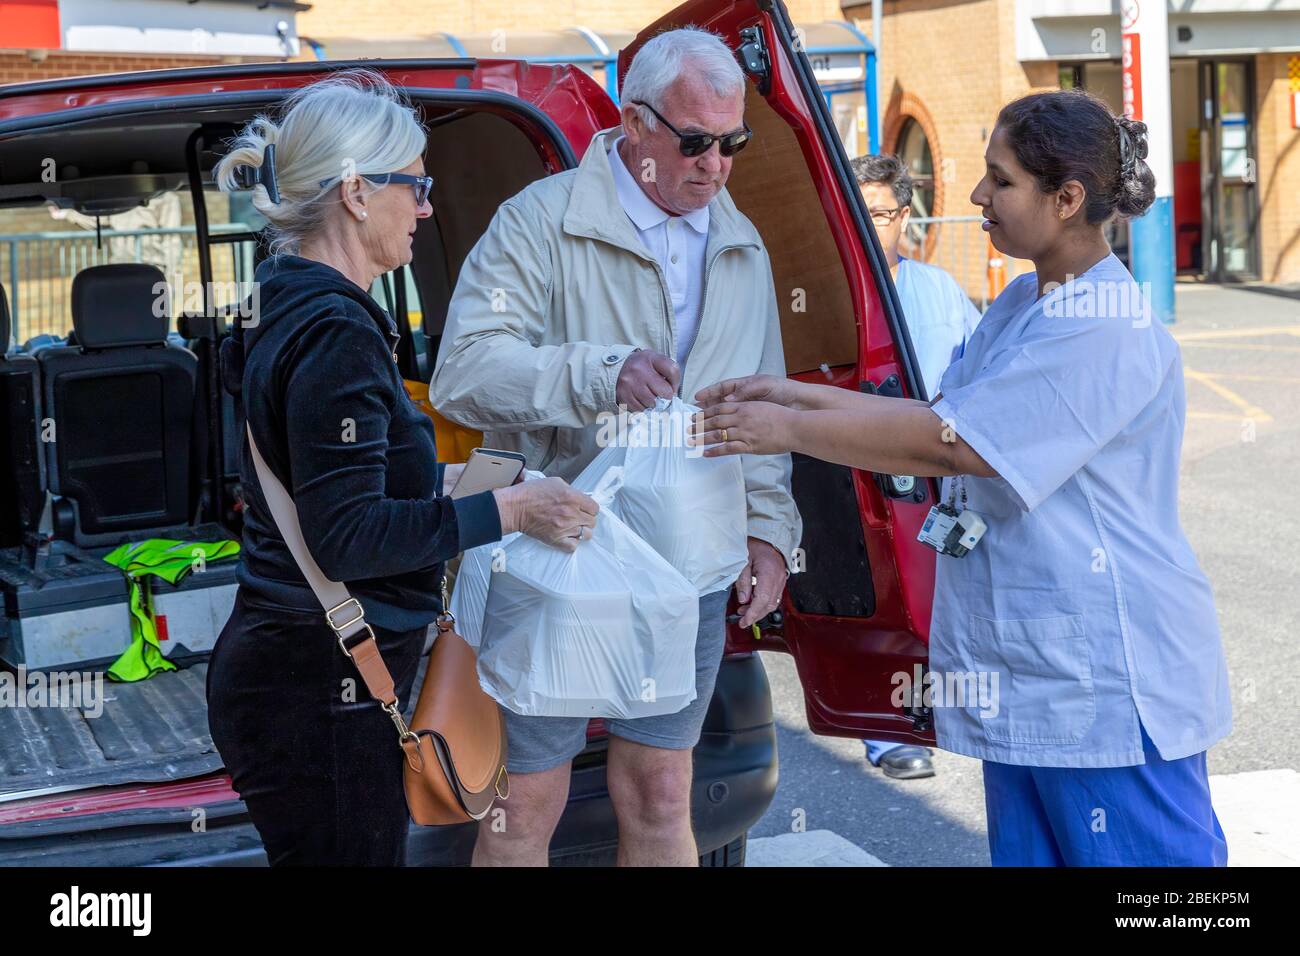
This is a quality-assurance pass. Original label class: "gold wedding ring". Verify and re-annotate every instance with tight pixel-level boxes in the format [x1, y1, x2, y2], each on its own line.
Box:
[721, 428, 729, 443]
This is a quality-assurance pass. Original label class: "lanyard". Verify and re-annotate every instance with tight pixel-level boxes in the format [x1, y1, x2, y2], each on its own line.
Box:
[945, 474, 968, 512]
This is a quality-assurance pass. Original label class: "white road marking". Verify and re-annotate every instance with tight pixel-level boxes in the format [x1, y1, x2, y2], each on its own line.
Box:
[1209, 769, 1300, 867]
[746, 830, 889, 867]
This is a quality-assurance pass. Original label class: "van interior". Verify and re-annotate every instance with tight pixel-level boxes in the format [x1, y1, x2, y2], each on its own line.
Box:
[0, 81, 873, 794]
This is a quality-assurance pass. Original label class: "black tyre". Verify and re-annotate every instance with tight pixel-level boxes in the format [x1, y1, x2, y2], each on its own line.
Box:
[699, 833, 747, 867]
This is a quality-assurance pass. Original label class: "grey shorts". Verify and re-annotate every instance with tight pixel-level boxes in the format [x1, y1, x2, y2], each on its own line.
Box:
[502, 588, 730, 774]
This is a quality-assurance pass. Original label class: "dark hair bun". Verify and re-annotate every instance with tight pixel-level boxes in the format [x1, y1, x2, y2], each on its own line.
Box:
[1114, 116, 1155, 218]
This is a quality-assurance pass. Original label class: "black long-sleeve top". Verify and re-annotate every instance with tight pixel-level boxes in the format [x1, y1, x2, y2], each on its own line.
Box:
[220, 253, 501, 630]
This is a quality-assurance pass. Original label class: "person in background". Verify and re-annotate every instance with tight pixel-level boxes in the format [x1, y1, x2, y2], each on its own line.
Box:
[850, 154, 982, 780]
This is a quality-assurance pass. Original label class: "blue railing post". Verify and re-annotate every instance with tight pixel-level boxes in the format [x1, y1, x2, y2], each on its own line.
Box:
[866, 49, 879, 154]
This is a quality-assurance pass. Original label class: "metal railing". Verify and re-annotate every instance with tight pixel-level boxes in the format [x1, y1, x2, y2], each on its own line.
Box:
[904, 214, 1027, 312]
[2, 224, 255, 345]
[3, 217, 1026, 347]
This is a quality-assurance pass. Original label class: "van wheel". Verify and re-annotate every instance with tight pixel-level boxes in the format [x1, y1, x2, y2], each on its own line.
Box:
[699, 833, 746, 867]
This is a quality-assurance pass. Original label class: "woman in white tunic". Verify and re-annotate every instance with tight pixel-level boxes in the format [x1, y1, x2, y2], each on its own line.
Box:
[692, 89, 1230, 866]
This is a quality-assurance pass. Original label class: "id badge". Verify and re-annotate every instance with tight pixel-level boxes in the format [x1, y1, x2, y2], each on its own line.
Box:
[917, 503, 987, 557]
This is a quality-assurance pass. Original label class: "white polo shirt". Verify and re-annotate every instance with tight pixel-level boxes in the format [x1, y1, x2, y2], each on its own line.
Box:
[606, 136, 709, 367]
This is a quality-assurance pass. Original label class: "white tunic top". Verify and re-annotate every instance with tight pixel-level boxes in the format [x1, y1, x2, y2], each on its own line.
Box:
[929, 254, 1232, 768]
[895, 256, 982, 397]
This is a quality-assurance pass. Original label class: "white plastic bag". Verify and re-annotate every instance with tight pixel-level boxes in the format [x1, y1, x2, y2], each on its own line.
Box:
[448, 469, 541, 648]
[476, 468, 700, 719]
[450, 534, 517, 649]
[578, 397, 748, 595]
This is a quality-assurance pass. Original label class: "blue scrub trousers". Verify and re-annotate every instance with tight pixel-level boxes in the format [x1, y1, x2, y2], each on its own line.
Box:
[982, 724, 1227, 866]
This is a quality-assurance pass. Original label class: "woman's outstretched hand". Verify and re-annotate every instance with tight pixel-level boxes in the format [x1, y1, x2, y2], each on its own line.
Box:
[692, 375, 805, 456]
[690, 400, 797, 457]
[694, 374, 806, 410]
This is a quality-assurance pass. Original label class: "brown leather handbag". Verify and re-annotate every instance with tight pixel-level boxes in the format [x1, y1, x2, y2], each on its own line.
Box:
[246, 424, 508, 825]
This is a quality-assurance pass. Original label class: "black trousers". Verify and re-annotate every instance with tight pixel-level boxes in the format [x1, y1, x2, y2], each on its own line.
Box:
[206, 589, 424, 866]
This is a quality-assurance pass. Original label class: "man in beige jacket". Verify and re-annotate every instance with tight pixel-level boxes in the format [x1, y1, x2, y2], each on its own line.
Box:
[430, 27, 801, 866]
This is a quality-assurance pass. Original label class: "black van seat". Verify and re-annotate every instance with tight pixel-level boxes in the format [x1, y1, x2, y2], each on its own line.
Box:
[0, 284, 45, 547]
[37, 264, 198, 545]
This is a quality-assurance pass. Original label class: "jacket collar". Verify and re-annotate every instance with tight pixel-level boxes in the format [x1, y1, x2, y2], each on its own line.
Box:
[563, 126, 759, 262]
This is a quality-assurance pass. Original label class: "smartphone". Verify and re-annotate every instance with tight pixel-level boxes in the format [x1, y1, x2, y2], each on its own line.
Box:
[449, 448, 527, 499]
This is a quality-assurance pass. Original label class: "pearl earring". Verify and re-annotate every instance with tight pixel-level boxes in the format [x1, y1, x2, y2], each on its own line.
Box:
[361, 211, 368, 219]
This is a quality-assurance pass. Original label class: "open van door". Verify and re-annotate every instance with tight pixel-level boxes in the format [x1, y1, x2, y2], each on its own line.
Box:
[621, 0, 940, 745]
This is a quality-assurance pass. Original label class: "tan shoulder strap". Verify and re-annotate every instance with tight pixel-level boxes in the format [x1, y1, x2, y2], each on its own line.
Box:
[244, 423, 403, 725]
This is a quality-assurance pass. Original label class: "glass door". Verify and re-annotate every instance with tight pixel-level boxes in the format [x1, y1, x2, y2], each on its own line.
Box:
[1200, 59, 1261, 280]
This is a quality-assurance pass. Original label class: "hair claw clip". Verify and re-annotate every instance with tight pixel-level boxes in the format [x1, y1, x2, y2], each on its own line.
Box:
[233, 142, 280, 204]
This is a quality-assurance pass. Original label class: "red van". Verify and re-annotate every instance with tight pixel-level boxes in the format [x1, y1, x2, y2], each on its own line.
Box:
[0, 0, 937, 866]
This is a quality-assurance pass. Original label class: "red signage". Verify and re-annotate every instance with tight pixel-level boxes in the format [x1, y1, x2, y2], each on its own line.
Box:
[1121, 32, 1144, 121]
[0, 1, 61, 49]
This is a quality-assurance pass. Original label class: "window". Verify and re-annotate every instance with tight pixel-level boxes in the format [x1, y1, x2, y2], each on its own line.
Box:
[897, 117, 935, 248]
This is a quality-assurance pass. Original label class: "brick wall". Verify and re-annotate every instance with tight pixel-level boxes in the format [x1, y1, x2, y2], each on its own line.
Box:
[0, 50, 237, 87]
[1255, 53, 1300, 283]
[296, 0, 848, 39]
[844, 0, 1046, 295]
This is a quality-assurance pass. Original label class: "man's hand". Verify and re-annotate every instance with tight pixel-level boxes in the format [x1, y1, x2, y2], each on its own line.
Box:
[734, 537, 788, 629]
[615, 349, 681, 411]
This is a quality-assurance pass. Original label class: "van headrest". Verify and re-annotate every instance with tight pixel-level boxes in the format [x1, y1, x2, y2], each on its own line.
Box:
[71, 264, 169, 349]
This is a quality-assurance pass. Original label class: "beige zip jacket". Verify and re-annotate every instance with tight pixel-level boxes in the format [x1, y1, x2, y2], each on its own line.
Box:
[430, 127, 801, 565]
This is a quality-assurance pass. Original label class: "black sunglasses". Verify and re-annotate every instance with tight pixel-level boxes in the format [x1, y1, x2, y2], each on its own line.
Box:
[318, 171, 433, 206]
[631, 100, 753, 157]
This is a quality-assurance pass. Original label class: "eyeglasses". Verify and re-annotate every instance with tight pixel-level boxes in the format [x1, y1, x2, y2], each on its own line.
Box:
[318, 172, 434, 206]
[631, 100, 753, 158]
[868, 206, 905, 225]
